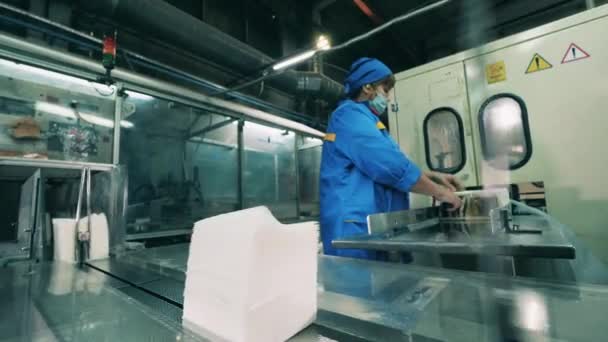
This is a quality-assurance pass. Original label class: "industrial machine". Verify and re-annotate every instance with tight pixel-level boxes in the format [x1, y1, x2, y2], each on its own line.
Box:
[332, 189, 590, 283]
[389, 4, 608, 266]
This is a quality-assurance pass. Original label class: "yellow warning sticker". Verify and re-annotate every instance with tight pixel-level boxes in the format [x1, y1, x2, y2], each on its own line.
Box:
[525, 53, 553, 74]
[485, 61, 507, 84]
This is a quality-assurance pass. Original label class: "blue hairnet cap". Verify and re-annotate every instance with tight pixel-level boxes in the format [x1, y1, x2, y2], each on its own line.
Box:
[343, 57, 393, 95]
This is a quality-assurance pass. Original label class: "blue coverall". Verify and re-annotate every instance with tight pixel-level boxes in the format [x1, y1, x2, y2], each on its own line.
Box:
[319, 99, 422, 259]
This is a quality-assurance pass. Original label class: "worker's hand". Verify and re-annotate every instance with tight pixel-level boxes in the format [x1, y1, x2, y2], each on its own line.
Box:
[425, 171, 464, 192]
[435, 189, 463, 211]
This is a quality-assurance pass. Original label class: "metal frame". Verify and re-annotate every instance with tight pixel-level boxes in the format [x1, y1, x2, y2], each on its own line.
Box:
[188, 118, 237, 139]
[294, 136, 301, 218]
[113, 83, 124, 164]
[0, 158, 114, 172]
[237, 119, 245, 210]
[122, 83, 321, 140]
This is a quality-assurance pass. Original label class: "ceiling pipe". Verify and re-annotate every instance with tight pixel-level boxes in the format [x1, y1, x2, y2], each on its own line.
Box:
[0, 32, 325, 138]
[0, 1, 321, 125]
[313, 0, 339, 26]
[78, 0, 343, 102]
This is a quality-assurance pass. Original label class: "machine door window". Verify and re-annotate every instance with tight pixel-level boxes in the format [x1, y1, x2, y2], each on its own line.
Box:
[423, 107, 466, 174]
[479, 94, 532, 170]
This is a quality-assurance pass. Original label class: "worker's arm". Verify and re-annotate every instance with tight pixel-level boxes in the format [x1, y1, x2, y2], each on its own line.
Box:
[333, 109, 421, 193]
[411, 174, 462, 209]
[425, 171, 464, 191]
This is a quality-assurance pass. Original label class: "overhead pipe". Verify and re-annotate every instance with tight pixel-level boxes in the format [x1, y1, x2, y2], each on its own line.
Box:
[0, 32, 325, 138]
[77, 0, 343, 102]
[0, 2, 321, 126]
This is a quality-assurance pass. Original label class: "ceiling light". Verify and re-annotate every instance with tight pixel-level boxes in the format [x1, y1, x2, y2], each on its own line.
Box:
[272, 50, 317, 71]
[316, 35, 331, 51]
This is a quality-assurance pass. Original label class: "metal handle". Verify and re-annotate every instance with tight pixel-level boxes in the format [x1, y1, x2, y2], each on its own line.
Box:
[86, 167, 92, 238]
[74, 168, 87, 223]
[74, 167, 92, 263]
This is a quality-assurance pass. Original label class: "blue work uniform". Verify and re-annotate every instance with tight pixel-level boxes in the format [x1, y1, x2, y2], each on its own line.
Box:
[319, 99, 422, 259]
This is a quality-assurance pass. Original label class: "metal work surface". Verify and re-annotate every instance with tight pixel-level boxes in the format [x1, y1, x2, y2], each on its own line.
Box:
[87, 258, 165, 285]
[0, 257, 370, 342]
[0, 262, 204, 342]
[5, 246, 604, 341]
[317, 256, 608, 341]
[125, 229, 193, 241]
[109, 244, 608, 341]
[118, 243, 190, 280]
[0, 260, 340, 341]
[336, 215, 575, 259]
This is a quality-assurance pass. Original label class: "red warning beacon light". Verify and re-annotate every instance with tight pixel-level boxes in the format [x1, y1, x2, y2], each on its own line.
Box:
[102, 34, 116, 70]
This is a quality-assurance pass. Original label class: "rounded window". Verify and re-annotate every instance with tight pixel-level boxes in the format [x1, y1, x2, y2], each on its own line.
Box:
[423, 107, 466, 174]
[478, 94, 532, 170]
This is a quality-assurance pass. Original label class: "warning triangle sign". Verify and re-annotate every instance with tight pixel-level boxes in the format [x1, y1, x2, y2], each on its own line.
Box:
[561, 43, 590, 64]
[525, 53, 553, 74]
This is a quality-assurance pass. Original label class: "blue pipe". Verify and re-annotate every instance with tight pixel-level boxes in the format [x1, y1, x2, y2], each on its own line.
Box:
[127, 58, 311, 124]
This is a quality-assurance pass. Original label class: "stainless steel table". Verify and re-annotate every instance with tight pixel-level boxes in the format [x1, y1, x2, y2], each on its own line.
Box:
[108, 244, 608, 341]
[4, 244, 608, 341]
[0, 262, 204, 342]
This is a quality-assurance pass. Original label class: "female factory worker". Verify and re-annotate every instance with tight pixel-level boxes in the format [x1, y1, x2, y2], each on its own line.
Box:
[320, 57, 463, 259]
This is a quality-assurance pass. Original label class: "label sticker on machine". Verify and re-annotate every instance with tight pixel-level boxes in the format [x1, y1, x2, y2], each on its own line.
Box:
[561, 43, 590, 64]
[485, 61, 507, 84]
[525, 53, 553, 74]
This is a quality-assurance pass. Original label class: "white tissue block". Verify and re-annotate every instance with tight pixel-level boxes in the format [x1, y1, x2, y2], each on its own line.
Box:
[183, 206, 318, 342]
[52, 218, 77, 264]
[53, 213, 110, 264]
[87, 213, 110, 260]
